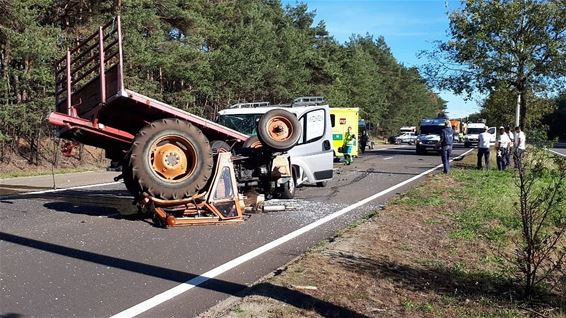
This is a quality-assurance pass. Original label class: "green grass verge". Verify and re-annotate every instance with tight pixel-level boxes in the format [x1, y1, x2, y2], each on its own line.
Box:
[449, 169, 520, 242]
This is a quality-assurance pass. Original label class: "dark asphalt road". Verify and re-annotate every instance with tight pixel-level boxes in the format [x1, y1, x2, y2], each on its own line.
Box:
[0, 145, 470, 318]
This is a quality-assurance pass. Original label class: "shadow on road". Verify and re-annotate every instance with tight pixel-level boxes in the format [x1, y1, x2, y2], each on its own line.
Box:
[0, 232, 370, 318]
[0, 189, 144, 221]
[0, 314, 23, 318]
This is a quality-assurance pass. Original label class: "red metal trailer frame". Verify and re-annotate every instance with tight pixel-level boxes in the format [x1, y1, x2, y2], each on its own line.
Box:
[48, 16, 248, 160]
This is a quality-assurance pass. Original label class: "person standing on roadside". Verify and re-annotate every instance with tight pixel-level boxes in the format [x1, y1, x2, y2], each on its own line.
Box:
[343, 126, 354, 165]
[439, 121, 454, 173]
[496, 126, 511, 171]
[513, 126, 526, 168]
[477, 127, 491, 169]
[360, 130, 369, 154]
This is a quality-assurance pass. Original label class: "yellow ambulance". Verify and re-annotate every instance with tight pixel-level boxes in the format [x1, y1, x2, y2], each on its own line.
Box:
[330, 107, 359, 158]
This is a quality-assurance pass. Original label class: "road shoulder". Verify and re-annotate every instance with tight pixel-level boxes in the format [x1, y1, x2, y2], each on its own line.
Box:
[201, 167, 564, 318]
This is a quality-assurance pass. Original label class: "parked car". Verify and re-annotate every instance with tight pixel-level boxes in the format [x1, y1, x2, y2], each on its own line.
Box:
[395, 132, 417, 144]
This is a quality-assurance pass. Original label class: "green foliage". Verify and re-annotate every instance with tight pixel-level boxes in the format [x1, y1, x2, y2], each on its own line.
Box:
[0, 0, 443, 161]
[544, 91, 566, 141]
[479, 85, 556, 130]
[514, 148, 566, 297]
[422, 0, 566, 128]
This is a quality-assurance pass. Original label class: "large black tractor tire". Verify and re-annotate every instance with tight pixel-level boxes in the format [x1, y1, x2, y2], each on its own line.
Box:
[122, 157, 141, 199]
[257, 109, 301, 151]
[129, 118, 213, 200]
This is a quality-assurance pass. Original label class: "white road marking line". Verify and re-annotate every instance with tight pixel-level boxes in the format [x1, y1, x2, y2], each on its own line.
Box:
[110, 148, 474, 318]
[383, 156, 394, 160]
[0, 182, 122, 200]
[548, 149, 566, 157]
[374, 146, 407, 151]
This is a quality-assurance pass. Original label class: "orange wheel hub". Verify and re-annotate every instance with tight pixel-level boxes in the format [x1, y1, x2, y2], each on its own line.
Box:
[266, 116, 293, 142]
[149, 135, 198, 182]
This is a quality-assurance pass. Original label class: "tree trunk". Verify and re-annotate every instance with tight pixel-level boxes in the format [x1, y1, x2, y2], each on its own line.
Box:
[0, 140, 4, 162]
[54, 138, 61, 168]
[35, 128, 42, 165]
[519, 90, 527, 129]
[28, 133, 35, 165]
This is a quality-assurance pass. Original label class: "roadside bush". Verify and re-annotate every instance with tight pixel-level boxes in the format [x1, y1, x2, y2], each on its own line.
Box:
[513, 147, 566, 298]
[528, 125, 557, 148]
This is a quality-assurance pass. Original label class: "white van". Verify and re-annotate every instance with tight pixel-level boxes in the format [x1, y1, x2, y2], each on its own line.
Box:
[217, 101, 334, 192]
[464, 123, 496, 147]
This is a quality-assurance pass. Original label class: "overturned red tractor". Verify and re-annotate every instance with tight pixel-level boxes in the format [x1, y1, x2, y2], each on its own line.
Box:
[48, 17, 301, 226]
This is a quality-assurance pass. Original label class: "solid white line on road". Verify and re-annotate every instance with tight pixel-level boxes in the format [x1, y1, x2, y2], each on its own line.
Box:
[0, 181, 122, 200]
[383, 156, 394, 160]
[110, 148, 474, 318]
[548, 149, 566, 158]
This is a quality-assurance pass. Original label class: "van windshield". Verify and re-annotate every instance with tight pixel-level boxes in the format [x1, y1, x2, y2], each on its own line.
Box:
[217, 114, 262, 135]
[420, 126, 443, 135]
[467, 128, 485, 134]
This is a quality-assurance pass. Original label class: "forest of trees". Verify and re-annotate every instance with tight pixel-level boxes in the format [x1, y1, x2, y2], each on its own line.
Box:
[0, 0, 445, 165]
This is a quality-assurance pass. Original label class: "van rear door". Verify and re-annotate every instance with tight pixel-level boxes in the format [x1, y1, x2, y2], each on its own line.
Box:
[289, 107, 333, 185]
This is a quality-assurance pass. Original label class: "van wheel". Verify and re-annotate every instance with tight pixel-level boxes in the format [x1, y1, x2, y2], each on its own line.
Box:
[278, 177, 295, 199]
[257, 109, 301, 151]
[316, 181, 327, 187]
[130, 118, 213, 200]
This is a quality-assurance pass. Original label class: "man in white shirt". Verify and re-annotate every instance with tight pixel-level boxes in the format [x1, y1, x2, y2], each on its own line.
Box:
[496, 126, 511, 170]
[477, 127, 492, 169]
[514, 126, 526, 168]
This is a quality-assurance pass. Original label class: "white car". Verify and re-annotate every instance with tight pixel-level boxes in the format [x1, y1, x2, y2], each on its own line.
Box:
[395, 132, 417, 144]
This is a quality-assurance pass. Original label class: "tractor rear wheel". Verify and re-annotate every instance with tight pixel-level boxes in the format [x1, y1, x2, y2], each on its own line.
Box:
[257, 109, 301, 151]
[129, 118, 213, 200]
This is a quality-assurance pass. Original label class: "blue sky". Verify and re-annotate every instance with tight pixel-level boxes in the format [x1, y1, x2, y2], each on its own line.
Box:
[281, 0, 482, 118]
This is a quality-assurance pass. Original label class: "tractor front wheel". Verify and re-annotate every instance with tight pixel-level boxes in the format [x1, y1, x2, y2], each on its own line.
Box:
[257, 109, 301, 151]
